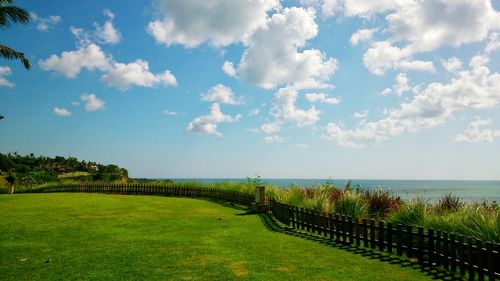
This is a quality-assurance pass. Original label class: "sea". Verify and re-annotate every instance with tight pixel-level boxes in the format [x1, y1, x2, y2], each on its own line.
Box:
[171, 178, 500, 203]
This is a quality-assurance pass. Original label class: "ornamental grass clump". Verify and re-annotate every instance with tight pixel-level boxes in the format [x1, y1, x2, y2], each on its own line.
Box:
[388, 197, 428, 226]
[333, 190, 367, 220]
[434, 193, 463, 213]
[364, 189, 403, 219]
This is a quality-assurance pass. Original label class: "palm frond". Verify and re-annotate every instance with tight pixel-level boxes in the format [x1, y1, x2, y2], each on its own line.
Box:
[0, 44, 31, 69]
[0, 5, 30, 26]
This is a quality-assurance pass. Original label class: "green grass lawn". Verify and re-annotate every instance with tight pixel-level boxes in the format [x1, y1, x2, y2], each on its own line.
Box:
[0, 194, 433, 281]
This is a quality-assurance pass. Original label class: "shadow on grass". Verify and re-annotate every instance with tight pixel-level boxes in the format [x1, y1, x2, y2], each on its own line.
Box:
[257, 213, 464, 281]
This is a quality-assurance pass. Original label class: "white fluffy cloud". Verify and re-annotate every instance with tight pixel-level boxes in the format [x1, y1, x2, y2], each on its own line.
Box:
[201, 84, 243, 105]
[94, 10, 121, 45]
[31, 13, 61, 31]
[39, 43, 177, 91]
[53, 107, 71, 117]
[324, 55, 500, 147]
[380, 73, 411, 96]
[148, 0, 279, 48]
[350, 28, 377, 46]
[363, 41, 435, 75]
[80, 94, 105, 112]
[163, 110, 178, 116]
[485, 32, 500, 53]
[353, 110, 369, 119]
[260, 121, 281, 134]
[39, 43, 109, 79]
[186, 103, 241, 137]
[442, 57, 463, 73]
[304, 92, 340, 105]
[101, 60, 177, 90]
[237, 7, 338, 89]
[0, 66, 14, 88]
[222, 61, 237, 78]
[271, 87, 321, 128]
[299, 0, 399, 18]
[455, 118, 500, 143]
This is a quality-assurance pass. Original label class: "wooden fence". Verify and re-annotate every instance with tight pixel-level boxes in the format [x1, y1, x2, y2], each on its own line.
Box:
[26, 184, 499, 280]
[270, 198, 499, 281]
[29, 183, 255, 206]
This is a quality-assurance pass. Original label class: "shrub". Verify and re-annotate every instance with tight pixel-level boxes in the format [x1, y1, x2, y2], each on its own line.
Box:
[435, 193, 463, 213]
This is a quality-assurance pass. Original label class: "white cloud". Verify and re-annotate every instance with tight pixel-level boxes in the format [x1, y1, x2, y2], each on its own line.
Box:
[94, 10, 121, 45]
[264, 135, 285, 143]
[186, 103, 241, 137]
[80, 94, 105, 112]
[53, 107, 71, 117]
[485, 32, 500, 53]
[163, 110, 178, 116]
[299, 0, 399, 18]
[147, 0, 279, 48]
[260, 121, 281, 134]
[31, 13, 61, 31]
[40, 44, 177, 91]
[380, 73, 411, 96]
[237, 7, 338, 89]
[353, 110, 369, 119]
[201, 84, 243, 105]
[442, 57, 463, 73]
[350, 28, 377, 46]
[363, 41, 435, 75]
[455, 118, 500, 143]
[222, 61, 237, 78]
[270, 87, 321, 128]
[296, 143, 309, 148]
[102, 60, 177, 90]
[0, 66, 14, 88]
[304, 92, 340, 105]
[324, 54, 500, 147]
[39, 43, 109, 79]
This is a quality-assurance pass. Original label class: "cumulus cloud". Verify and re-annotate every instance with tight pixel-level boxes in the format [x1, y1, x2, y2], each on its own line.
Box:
[249, 108, 260, 116]
[350, 28, 377, 46]
[442, 57, 463, 73]
[39, 43, 109, 79]
[31, 13, 61, 31]
[264, 135, 285, 143]
[148, 0, 279, 48]
[299, 0, 398, 18]
[363, 41, 435, 75]
[455, 118, 500, 143]
[80, 94, 105, 112]
[39, 43, 177, 90]
[94, 10, 121, 45]
[102, 60, 177, 90]
[222, 61, 237, 78]
[237, 7, 338, 89]
[186, 103, 241, 137]
[0, 66, 14, 88]
[271, 87, 321, 128]
[324, 54, 500, 147]
[260, 121, 281, 134]
[53, 107, 71, 117]
[380, 73, 411, 96]
[201, 84, 243, 105]
[304, 92, 340, 105]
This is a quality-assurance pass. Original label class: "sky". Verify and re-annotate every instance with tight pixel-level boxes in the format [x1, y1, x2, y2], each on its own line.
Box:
[1, 0, 500, 180]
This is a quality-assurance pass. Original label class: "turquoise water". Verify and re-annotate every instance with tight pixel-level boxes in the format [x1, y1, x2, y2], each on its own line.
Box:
[171, 178, 500, 202]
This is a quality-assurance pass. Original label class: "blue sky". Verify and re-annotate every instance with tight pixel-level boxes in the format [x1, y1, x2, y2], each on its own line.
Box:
[1, 0, 500, 180]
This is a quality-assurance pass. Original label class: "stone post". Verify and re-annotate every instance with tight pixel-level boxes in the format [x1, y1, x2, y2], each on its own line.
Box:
[255, 185, 265, 204]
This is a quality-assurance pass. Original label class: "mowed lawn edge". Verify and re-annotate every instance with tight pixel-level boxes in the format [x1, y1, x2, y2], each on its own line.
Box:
[0, 193, 433, 281]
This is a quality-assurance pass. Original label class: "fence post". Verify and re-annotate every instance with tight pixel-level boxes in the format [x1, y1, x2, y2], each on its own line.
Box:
[417, 227, 424, 265]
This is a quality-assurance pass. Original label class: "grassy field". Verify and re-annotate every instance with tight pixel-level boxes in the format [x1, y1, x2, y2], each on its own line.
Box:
[0, 194, 433, 281]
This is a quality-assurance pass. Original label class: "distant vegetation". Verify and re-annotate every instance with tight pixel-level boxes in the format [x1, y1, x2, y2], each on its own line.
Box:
[0, 152, 128, 191]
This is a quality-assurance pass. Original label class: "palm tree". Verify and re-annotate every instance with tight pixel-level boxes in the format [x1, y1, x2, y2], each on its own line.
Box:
[0, 0, 31, 69]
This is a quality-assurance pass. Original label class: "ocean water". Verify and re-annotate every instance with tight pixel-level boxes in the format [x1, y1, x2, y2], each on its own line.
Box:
[171, 178, 500, 203]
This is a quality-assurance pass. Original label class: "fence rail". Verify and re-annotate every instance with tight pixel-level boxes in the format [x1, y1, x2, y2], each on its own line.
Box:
[270, 198, 500, 281]
[24, 184, 499, 280]
[27, 183, 255, 206]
